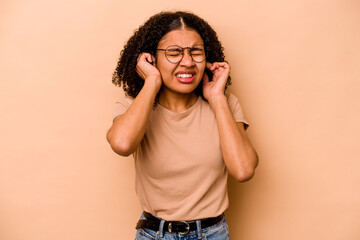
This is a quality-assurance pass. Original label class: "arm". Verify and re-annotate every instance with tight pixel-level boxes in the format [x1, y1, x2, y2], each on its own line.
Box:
[203, 62, 258, 182]
[209, 95, 258, 182]
[106, 53, 161, 156]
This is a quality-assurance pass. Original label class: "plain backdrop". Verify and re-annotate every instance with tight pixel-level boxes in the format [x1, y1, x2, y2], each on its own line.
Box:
[1, 0, 359, 239]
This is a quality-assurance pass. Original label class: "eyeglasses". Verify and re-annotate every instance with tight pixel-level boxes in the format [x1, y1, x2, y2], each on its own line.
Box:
[156, 44, 206, 63]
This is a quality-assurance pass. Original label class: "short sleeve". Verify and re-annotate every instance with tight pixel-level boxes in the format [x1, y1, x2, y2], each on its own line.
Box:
[226, 93, 250, 130]
[112, 96, 134, 121]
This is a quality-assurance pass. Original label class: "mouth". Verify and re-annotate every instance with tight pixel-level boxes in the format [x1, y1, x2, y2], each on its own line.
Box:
[175, 72, 196, 83]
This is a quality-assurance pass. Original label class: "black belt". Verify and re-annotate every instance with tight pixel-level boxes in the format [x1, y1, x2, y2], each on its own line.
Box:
[136, 212, 224, 235]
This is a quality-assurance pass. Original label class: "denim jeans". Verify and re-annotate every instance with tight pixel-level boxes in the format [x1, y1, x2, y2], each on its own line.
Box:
[135, 212, 230, 240]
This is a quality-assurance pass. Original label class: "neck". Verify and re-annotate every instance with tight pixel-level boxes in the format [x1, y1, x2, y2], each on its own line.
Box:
[157, 89, 199, 113]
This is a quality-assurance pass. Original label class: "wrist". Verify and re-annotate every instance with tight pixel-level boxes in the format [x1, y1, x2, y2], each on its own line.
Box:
[207, 94, 227, 108]
[144, 75, 162, 92]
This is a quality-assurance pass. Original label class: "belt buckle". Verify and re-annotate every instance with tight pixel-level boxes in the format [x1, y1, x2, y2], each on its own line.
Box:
[168, 221, 190, 235]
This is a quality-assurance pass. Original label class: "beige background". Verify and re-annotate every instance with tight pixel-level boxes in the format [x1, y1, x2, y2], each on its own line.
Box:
[1, 0, 359, 239]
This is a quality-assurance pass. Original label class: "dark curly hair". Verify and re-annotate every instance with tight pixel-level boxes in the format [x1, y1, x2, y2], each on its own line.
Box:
[112, 11, 231, 99]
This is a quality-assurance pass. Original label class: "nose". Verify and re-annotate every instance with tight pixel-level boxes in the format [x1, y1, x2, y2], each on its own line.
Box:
[179, 49, 195, 67]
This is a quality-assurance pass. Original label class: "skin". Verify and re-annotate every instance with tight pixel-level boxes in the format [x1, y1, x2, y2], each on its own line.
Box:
[107, 28, 258, 182]
[155, 29, 205, 112]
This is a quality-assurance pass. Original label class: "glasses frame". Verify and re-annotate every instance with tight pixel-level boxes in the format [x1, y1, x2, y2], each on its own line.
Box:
[156, 44, 207, 64]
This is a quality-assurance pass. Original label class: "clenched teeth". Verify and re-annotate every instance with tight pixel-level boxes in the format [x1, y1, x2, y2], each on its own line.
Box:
[176, 74, 193, 78]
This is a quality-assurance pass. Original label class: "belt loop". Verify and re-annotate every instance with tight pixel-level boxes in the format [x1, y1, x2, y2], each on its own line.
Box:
[159, 219, 165, 237]
[196, 220, 202, 239]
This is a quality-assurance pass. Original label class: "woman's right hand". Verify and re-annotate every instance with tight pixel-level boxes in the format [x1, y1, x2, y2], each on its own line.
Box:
[136, 52, 162, 91]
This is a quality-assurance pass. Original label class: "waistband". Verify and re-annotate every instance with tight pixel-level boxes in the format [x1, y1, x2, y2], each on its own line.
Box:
[135, 211, 225, 235]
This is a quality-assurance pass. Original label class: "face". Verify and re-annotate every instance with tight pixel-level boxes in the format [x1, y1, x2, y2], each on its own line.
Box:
[155, 29, 206, 96]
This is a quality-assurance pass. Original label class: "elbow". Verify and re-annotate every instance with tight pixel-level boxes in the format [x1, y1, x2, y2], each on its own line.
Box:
[233, 154, 259, 183]
[233, 169, 256, 182]
[106, 132, 134, 157]
[110, 141, 134, 156]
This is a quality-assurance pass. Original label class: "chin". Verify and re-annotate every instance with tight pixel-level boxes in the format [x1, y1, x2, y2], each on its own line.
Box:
[176, 82, 201, 94]
[163, 78, 201, 95]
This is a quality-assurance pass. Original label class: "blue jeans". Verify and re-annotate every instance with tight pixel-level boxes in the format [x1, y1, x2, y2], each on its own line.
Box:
[135, 213, 230, 240]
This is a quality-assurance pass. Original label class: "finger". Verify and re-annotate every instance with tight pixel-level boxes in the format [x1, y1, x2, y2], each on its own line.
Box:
[137, 53, 142, 63]
[206, 62, 213, 69]
[211, 62, 230, 73]
[151, 55, 156, 65]
[137, 52, 150, 63]
[209, 62, 220, 71]
[212, 62, 228, 69]
[137, 53, 145, 63]
[145, 54, 153, 64]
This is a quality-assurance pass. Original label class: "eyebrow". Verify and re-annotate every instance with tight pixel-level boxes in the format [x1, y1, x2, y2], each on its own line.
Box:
[191, 46, 204, 49]
[158, 43, 204, 48]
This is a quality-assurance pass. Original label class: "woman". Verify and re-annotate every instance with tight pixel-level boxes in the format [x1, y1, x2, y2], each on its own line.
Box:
[107, 11, 258, 240]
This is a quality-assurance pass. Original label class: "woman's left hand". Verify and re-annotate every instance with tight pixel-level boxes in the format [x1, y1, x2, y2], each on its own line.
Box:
[202, 61, 230, 102]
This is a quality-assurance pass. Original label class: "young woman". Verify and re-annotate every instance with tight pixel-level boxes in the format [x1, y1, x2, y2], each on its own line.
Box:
[107, 11, 258, 240]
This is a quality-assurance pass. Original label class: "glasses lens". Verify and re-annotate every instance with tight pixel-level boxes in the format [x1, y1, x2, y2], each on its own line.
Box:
[164, 45, 206, 63]
[166, 46, 183, 63]
[190, 46, 206, 63]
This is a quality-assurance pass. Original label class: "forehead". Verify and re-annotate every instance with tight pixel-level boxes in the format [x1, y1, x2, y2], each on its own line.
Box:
[158, 29, 204, 48]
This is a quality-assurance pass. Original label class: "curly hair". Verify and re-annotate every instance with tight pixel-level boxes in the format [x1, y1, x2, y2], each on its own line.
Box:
[112, 11, 231, 99]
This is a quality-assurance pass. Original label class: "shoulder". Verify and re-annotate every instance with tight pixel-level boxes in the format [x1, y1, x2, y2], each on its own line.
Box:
[225, 92, 239, 103]
[115, 95, 134, 106]
[225, 92, 242, 112]
[224, 92, 250, 129]
[112, 95, 134, 120]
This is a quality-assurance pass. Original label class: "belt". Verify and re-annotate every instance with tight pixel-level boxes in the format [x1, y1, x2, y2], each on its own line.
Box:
[135, 212, 224, 235]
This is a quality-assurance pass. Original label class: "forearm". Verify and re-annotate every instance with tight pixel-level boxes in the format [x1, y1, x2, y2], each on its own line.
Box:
[107, 77, 160, 156]
[209, 95, 258, 182]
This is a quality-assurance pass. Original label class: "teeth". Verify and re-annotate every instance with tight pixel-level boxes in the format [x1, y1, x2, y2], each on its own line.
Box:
[176, 74, 193, 78]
